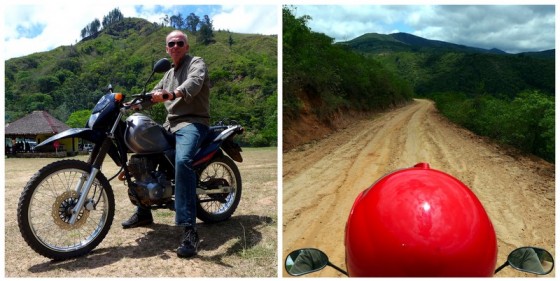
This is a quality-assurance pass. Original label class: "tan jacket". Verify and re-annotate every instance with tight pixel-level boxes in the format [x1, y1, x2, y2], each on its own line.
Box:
[153, 54, 210, 132]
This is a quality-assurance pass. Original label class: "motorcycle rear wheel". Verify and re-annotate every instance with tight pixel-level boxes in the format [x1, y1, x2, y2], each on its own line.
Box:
[17, 160, 115, 260]
[196, 155, 242, 222]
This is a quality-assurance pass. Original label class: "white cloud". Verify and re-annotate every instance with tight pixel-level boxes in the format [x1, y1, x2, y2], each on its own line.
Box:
[212, 5, 277, 35]
[293, 5, 555, 53]
[294, 5, 419, 41]
[410, 5, 555, 53]
[4, 4, 122, 59]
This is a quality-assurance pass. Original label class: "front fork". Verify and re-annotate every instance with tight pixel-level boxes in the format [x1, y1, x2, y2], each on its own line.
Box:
[68, 136, 114, 224]
[68, 168, 100, 224]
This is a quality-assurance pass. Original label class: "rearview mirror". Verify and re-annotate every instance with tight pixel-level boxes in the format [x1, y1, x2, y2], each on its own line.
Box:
[285, 248, 329, 276]
[508, 247, 554, 275]
[153, 58, 171, 73]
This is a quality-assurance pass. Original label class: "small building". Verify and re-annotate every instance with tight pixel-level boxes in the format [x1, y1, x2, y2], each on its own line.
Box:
[5, 111, 77, 155]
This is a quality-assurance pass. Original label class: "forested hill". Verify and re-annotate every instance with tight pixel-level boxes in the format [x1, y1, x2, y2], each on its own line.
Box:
[283, 7, 413, 121]
[5, 17, 277, 146]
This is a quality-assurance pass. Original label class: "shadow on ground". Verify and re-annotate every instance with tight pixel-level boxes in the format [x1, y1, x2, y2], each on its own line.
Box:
[27, 214, 274, 273]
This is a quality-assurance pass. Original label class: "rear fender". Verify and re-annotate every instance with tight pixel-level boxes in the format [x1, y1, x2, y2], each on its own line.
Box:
[222, 138, 243, 162]
[207, 125, 243, 162]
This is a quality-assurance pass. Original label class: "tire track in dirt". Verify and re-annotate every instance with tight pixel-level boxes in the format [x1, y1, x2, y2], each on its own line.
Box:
[283, 99, 554, 277]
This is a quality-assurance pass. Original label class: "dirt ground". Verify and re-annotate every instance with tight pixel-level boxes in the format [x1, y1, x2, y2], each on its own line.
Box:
[5, 147, 277, 277]
[283, 99, 555, 277]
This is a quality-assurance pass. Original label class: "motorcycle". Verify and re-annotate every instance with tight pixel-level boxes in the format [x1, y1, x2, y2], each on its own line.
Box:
[17, 58, 245, 260]
[285, 246, 555, 277]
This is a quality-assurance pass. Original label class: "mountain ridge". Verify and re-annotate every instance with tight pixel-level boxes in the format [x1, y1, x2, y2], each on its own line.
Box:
[339, 32, 553, 57]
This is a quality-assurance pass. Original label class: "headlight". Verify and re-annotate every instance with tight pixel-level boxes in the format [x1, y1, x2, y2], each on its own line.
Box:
[87, 112, 100, 128]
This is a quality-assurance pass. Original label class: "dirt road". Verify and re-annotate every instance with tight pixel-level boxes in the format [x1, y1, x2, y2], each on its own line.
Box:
[283, 99, 554, 277]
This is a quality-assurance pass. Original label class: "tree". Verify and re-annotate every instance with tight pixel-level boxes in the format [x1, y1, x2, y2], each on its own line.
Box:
[170, 13, 185, 29]
[102, 8, 124, 28]
[228, 34, 234, 48]
[81, 8, 124, 38]
[198, 15, 214, 45]
[160, 15, 169, 27]
[283, 6, 312, 49]
[38, 76, 60, 93]
[177, 13, 185, 29]
[186, 13, 200, 33]
[80, 18, 101, 38]
[23, 93, 54, 112]
[66, 109, 92, 128]
[90, 19, 101, 35]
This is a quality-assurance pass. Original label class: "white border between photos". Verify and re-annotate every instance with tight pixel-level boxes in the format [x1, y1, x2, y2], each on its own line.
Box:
[2, 0, 560, 280]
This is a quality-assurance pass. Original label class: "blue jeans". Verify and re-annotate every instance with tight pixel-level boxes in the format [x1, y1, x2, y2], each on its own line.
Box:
[134, 123, 208, 228]
[173, 123, 209, 228]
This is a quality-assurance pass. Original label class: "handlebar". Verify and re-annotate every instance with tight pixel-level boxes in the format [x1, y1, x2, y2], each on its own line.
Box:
[122, 92, 170, 111]
[129, 93, 170, 102]
[122, 93, 152, 111]
[130, 93, 152, 100]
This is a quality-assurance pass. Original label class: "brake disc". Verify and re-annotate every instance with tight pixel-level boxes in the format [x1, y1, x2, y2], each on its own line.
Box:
[51, 191, 90, 230]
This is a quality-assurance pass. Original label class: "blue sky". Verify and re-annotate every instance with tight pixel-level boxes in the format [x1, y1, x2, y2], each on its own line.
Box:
[292, 5, 555, 54]
[3, 4, 278, 60]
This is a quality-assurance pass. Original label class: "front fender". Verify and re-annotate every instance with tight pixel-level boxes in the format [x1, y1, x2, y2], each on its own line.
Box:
[35, 128, 103, 151]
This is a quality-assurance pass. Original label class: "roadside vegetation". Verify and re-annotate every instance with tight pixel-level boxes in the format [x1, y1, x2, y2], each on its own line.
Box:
[283, 6, 413, 120]
[430, 91, 554, 162]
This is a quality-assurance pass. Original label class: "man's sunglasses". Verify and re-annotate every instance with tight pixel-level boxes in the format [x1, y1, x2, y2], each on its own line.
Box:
[167, 41, 185, 48]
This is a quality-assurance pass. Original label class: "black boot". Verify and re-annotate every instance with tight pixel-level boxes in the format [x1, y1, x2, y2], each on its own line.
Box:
[121, 209, 153, 229]
[177, 227, 199, 258]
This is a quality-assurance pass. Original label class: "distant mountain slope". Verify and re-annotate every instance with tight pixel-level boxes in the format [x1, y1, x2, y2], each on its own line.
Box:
[339, 32, 506, 54]
[338, 32, 554, 97]
[339, 32, 553, 57]
[519, 49, 555, 59]
[391, 32, 507, 54]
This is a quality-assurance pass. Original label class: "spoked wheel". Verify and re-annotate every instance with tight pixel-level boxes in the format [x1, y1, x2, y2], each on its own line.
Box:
[17, 160, 114, 260]
[196, 155, 242, 222]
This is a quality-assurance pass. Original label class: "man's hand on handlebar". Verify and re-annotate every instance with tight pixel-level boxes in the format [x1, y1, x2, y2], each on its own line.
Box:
[123, 89, 173, 112]
[151, 89, 174, 102]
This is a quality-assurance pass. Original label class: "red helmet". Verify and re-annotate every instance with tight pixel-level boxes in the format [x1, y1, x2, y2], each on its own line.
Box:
[345, 163, 497, 277]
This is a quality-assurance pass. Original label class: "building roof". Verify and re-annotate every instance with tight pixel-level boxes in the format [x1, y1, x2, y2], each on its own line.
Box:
[5, 111, 70, 136]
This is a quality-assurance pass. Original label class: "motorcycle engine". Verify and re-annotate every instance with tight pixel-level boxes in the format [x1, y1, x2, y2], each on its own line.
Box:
[127, 155, 173, 207]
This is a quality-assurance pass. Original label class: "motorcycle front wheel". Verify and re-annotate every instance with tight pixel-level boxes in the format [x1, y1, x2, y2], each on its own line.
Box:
[196, 155, 242, 222]
[17, 160, 115, 260]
